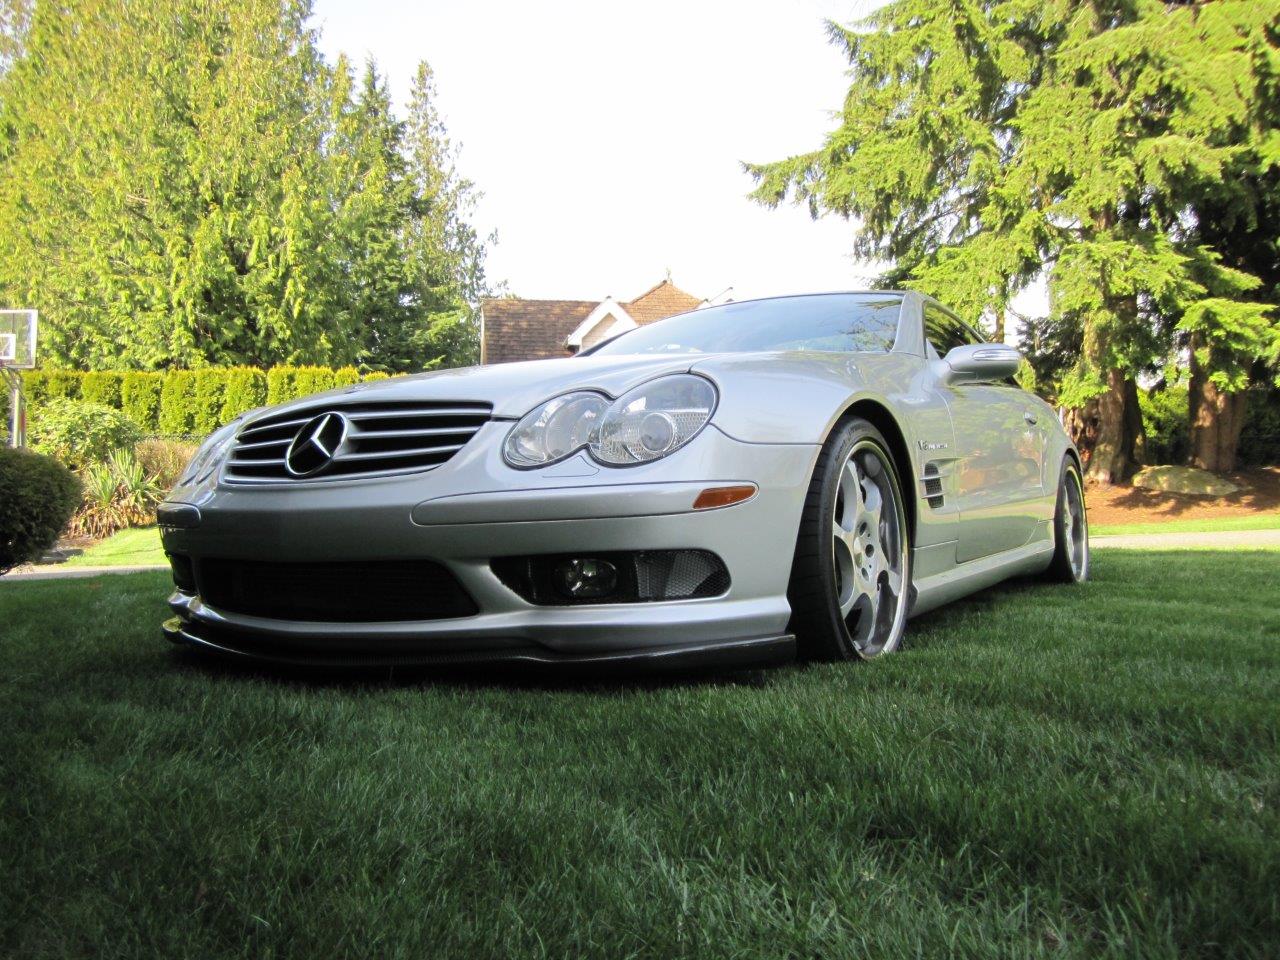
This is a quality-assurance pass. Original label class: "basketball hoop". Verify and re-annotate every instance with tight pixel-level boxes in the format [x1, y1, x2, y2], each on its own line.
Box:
[1, 310, 37, 448]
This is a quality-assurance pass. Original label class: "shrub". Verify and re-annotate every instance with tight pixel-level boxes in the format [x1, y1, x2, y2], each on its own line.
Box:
[29, 398, 144, 469]
[333, 365, 360, 389]
[191, 368, 227, 435]
[266, 366, 298, 406]
[21, 370, 50, 405]
[221, 367, 267, 422]
[0, 447, 81, 574]
[1240, 388, 1280, 467]
[120, 372, 164, 432]
[1139, 385, 1189, 465]
[293, 366, 336, 399]
[158, 369, 197, 436]
[362, 371, 391, 383]
[43, 370, 83, 402]
[70, 448, 163, 539]
[80, 371, 123, 408]
[136, 438, 199, 491]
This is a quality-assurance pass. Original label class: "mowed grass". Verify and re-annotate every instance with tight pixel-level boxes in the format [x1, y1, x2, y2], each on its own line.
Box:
[1, 552, 1277, 959]
[1090, 513, 1280, 537]
[62, 526, 165, 568]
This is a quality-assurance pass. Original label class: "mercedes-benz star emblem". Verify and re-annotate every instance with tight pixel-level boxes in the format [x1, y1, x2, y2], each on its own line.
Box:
[285, 412, 348, 477]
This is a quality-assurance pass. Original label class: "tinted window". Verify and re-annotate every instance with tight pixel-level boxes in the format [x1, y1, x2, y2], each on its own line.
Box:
[923, 304, 985, 356]
[590, 294, 903, 357]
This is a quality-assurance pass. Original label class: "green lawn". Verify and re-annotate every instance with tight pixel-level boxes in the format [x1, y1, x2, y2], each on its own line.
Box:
[1, 552, 1277, 958]
[63, 526, 165, 568]
[1091, 513, 1280, 537]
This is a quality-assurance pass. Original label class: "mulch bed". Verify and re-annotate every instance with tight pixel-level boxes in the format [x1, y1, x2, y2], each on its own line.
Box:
[1086, 466, 1280, 526]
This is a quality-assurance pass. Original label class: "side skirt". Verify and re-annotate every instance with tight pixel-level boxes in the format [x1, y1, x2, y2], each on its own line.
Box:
[908, 536, 1054, 618]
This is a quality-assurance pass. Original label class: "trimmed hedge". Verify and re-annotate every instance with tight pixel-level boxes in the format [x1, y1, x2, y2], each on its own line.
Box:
[121, 372, 164, 432]
[22, 365, 395, 438]
[0, 446, 82, 574]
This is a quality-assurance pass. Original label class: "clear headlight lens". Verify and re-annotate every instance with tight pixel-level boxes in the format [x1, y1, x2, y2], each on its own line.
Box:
[593, 375, 717, 465]
[502, 375, 717, 469]
[178, 420, 240, 486]
[503, 392, 609, 467]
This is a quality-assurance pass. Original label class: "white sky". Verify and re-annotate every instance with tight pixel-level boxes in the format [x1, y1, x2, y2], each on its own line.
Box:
[311, 0, 890, 304]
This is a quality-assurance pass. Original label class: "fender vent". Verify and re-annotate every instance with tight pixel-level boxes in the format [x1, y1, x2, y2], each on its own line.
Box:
[922, 463, 945, 509]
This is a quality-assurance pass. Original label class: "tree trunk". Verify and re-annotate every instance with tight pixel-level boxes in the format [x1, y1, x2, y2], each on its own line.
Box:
[1188, 334, 1247, 474]
[1085, 368, 1141, 485]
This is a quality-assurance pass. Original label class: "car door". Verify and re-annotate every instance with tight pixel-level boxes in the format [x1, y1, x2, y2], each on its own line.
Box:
[923, 304, 1049, 563]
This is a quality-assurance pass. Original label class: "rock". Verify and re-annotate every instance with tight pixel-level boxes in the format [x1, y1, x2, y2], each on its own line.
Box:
[1132, 465, 1239, 497]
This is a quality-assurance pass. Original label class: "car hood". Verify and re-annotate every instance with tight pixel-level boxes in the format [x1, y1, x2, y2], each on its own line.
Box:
[266, 354, 703, 420]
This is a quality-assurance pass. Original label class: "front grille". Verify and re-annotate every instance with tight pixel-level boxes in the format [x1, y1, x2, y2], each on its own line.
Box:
[197, 558, 479, 622]
[224, 400, 491, 483]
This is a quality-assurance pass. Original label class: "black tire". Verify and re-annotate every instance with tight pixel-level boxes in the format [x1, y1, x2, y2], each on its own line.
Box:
[1045, 457, 1089, 583]
[787, 417, 912, 661]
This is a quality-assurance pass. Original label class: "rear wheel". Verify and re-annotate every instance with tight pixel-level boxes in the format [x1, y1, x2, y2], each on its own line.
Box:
[788, 417, 911, 661]
[1045, 457, 1089, 583]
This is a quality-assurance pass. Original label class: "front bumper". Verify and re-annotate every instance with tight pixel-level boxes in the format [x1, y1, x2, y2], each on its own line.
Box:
[160, 423, 818, 670]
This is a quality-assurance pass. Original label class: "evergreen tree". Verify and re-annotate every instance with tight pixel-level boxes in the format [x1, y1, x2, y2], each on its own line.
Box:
[750, 0, 1279, 481]
[388, 61, 492, 372]
[0, 0, 494, 373]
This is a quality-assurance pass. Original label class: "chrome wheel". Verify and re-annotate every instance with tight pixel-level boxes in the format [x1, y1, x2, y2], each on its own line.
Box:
[1062, 468, 1089, 581]
[831, 440, 908, 658]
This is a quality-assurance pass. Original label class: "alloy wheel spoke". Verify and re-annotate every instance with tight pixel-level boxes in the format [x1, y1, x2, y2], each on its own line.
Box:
[837, 459, 861, 532]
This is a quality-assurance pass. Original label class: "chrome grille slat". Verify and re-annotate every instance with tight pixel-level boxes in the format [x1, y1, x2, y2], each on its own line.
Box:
[349, 425, 480, 440]
[346, 407, 489, 421]
[238, 416, 313, 438]
[223, 400, 491, 484]
[234, 437, 292, 451]
[338, 443, 467, 462]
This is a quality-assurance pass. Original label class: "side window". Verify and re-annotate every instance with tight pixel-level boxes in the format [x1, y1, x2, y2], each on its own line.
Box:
[923, 304, 983, 358]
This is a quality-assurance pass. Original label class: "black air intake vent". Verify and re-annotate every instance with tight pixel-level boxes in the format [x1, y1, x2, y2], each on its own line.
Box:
[922, 463, 945, 509]
[224, 400, 491, 484]
[196, 558, 478, 622]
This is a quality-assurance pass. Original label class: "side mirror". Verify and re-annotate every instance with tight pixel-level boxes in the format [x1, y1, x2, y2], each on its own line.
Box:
[939, 343, 1022, 385]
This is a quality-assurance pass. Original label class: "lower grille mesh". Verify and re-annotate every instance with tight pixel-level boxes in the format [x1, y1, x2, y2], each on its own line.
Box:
[197, 559, 478, 622]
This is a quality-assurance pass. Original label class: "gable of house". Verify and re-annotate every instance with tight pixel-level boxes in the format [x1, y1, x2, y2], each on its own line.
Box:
[479, 279, 706, 364]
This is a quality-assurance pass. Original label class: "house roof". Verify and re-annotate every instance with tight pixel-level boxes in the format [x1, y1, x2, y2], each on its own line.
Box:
[480, 298, 596, 364]
[624, 279, 702, 324]
[480, 279, 704, 364]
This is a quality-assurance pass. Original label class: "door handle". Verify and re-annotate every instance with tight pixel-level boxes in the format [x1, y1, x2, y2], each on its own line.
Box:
[1023, 412, 1038, 425]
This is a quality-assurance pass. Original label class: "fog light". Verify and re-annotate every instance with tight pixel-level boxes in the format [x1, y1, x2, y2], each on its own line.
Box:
[552, 558, 618, 599]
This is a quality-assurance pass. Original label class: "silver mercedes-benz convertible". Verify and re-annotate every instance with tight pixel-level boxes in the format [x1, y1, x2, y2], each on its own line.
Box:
[158, 291, 1088, 670]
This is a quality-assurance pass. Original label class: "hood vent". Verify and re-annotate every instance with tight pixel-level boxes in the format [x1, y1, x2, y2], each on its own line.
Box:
[224, 400, 492, 484]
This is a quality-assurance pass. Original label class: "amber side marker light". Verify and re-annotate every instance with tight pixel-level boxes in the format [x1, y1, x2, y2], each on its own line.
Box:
[692, 484, 758, 510]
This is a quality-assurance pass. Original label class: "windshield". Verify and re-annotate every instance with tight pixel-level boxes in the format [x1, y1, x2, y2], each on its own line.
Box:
[589, 293, 903, 357]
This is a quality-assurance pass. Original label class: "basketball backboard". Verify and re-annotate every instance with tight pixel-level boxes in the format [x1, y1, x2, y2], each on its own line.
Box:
[0, 310, 37, 369]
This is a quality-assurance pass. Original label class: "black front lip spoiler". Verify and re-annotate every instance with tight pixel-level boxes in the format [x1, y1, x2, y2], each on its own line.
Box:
[162, 616, 795, 673]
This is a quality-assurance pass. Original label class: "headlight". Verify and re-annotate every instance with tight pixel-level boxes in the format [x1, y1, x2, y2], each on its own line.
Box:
[503, 375, 717, 469]
[178, 420, 240, 486]
[592, 375, 717, 465]
[503, 392, 609, 467]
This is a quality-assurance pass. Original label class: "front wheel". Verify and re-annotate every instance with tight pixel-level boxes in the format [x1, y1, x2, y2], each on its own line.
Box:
[788, 417, 912, 661]
[1045, 457, 1089, 583]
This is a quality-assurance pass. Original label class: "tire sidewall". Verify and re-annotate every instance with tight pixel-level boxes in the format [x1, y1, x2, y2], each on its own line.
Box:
[1054, 458, 1089, 583]
[813, 420, 912, 658]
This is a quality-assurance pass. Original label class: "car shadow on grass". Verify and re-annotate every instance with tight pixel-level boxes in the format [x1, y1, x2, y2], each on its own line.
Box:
[166, 644, 780, 695]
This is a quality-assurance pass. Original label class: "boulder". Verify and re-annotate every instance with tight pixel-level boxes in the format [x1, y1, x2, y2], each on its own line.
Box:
[1132, 465, 1239, 497]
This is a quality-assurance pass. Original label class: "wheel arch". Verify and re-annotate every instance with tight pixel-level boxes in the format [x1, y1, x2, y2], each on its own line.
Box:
[832, 399, 917, 544]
